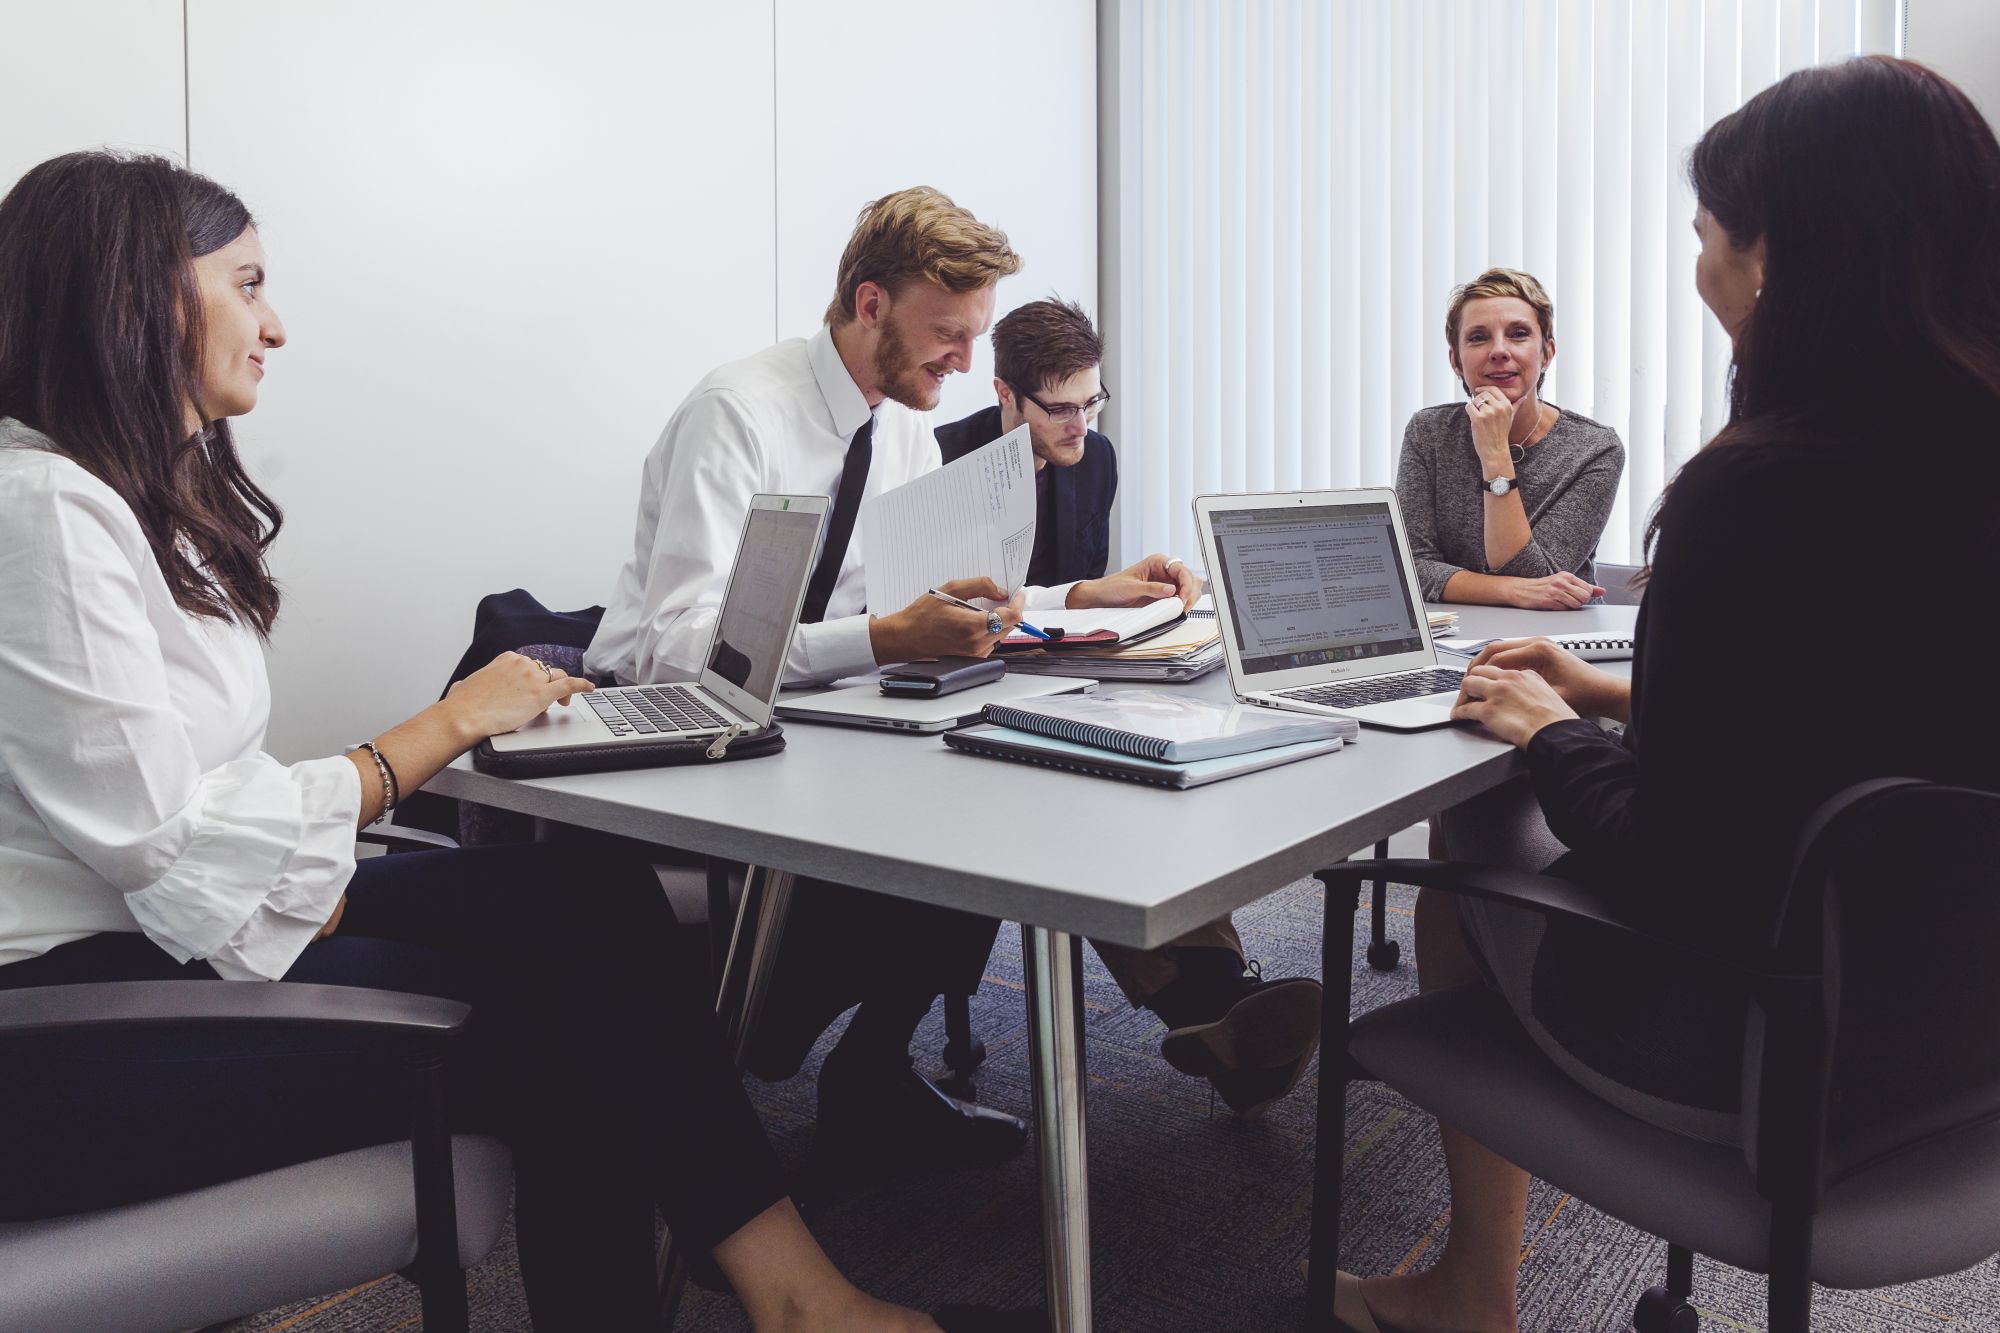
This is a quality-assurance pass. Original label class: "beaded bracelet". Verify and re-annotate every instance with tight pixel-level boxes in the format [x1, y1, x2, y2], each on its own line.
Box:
[354, 741, 399, 826]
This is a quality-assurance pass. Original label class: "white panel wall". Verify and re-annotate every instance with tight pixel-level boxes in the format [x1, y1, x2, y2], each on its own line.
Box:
[1907, 0, 2000, 129]
[774, 0, 1099, 427]
[0, 0, 184, 187]
[187, 1, 778, 759]
[5, 1, 1098, 763]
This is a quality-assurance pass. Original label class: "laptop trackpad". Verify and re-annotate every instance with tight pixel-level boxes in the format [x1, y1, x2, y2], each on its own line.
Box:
[485, 702, 604, 752]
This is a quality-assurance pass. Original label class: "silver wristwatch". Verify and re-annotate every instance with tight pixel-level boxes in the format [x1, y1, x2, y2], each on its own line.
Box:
[1481, 474, 1517, 496]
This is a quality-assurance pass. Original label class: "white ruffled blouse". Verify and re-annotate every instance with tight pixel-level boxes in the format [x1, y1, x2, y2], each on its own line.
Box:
[0, 419, 360, 980]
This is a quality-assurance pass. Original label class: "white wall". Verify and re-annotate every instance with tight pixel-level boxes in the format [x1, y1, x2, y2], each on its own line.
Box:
[1907, 0, 2000, 129]
[3, 1, 1097, 762]
[188, 0, 778, 759]
[0, 0, 184, 187]
[773, 0, 1098, 426]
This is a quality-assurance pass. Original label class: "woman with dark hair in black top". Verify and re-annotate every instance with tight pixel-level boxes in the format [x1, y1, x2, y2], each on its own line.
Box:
[1332, 57, 2000, 1333]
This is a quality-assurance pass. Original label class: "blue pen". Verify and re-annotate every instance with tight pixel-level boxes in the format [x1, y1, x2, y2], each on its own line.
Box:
[924, 587, 1051, 640]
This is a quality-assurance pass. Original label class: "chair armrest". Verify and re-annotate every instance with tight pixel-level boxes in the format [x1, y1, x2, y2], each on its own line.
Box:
[1319, 859, 1802, 983]
[358, 824, 461, 853]
[0, 980, 470, 1040]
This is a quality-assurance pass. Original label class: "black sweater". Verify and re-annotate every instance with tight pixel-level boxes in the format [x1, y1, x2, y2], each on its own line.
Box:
[1513, 431, 2000, 1105]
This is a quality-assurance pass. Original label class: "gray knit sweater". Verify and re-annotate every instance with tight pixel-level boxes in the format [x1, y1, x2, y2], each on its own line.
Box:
[1394, 403, 1626, 602]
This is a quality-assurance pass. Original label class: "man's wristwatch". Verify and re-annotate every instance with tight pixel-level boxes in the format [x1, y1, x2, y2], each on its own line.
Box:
[1481, 474, 1517, 496]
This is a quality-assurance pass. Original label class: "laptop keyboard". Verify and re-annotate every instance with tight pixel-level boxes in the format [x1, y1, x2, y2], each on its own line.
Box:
[587, 685, 728, 737]
[1275, 667, 1465, 711]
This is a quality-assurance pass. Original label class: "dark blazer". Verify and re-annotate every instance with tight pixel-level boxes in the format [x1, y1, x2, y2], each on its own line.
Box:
[933, 404, 1118, 584]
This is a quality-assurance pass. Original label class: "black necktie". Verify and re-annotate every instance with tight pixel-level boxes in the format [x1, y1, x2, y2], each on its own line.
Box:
[800, 417, 873, 623]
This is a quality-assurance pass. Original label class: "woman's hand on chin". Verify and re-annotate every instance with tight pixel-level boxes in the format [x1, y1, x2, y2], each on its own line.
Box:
[1450, 663, 1579, 747]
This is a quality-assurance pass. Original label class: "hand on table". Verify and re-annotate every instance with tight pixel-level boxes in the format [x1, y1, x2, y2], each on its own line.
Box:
[1506, 571, 1605, 610]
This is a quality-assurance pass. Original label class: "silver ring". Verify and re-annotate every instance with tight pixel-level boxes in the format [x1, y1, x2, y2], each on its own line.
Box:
[533, 658, 555, 680]
[986, 611, 1005, 635]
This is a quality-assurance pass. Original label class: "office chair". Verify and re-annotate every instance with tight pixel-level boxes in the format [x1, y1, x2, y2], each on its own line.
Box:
[1596, 560, 1645, 606]
[0, 825, 511, 1333]
[1307, 779, 2000, 1333]
[1358, 839, 1397, 970]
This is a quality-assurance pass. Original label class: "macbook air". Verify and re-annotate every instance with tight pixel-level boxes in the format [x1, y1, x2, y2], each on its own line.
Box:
[484, 493, 829, 757]
[1192, 489, 1465, 730]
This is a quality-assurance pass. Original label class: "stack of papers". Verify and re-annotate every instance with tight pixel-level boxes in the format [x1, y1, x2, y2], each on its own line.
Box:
[1427, 610, 1459, 636]
[998, 616, 1224, 682]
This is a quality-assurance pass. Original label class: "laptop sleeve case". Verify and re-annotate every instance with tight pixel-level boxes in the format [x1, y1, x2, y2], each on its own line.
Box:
[469, 721, 786, 779]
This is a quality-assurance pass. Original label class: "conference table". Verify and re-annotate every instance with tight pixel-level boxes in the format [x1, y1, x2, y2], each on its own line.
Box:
[426, 601, 1638, 1331]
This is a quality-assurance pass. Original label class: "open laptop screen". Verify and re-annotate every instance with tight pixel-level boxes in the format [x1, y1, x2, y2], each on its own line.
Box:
[1206, 500, 1426, 676]
[703, 503, 824, 714]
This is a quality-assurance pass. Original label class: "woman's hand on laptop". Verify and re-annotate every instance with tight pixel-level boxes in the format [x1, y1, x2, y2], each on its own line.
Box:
[1464, 638, 1631, 723]
[1505, 571, 1605, 610]
[1450, 662, 1579, 746]
[443, 651, 596, 743]
[1068, 554, 1201, 610]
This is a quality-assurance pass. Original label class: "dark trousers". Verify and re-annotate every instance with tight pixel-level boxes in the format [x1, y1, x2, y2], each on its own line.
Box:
[735, 875, 1003, 1083]
[0, 842, 783, 1331]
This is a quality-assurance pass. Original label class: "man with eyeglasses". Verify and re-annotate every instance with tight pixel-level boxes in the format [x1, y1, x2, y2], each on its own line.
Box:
[936, 298, 1327, 1118]
[937, 298, 1116, 585]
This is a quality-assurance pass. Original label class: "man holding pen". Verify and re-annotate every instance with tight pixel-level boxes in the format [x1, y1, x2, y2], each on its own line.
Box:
[587, 187, 1193, 1175]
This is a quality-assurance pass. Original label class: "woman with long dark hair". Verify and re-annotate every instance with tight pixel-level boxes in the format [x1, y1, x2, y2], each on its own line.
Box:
[0, 150, 996, 1332]
[1331, 57, 2000, 1333]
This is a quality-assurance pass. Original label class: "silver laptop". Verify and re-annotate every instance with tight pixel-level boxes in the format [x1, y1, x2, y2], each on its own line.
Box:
[1192, 489, 1464, 730]
[775, 672, 1097, 734]
[485, 493, 829, 756]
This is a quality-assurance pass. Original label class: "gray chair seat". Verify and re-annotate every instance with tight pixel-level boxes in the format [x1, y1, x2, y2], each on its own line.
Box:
[0, 1135, 511, 1333]
[1351, 985, 2000, 1289]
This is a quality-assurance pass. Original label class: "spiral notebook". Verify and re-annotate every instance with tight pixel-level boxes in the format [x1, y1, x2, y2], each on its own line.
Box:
[1433, 632, 1635, 662]
[983, 690, 1356, 763]
[942, 725, 1345, 789]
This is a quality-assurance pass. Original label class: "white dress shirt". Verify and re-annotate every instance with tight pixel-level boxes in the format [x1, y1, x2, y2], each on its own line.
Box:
[586, 326, 1074, 687]
[0, 420, 361, 980]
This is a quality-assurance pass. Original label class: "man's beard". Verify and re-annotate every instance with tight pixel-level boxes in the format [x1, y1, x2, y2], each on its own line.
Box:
[875, 316, 943, 410]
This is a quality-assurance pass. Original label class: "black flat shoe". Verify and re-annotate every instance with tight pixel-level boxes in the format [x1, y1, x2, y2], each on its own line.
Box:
[815, 1057, 1029, 1176]
[933, 1303, 1050, 1332]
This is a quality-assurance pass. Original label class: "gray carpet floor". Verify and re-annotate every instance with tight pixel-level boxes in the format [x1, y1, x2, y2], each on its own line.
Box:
[232, 878, 1999, 1332]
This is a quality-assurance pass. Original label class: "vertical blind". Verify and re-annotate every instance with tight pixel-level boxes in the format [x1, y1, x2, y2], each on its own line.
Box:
[1102, 0, 1901, 570]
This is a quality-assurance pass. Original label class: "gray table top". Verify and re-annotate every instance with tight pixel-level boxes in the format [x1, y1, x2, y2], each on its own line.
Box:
[426, 603, 1635, 947]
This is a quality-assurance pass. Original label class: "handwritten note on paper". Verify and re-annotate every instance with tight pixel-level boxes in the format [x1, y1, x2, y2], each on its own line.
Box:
[860, 423, 1037, 615]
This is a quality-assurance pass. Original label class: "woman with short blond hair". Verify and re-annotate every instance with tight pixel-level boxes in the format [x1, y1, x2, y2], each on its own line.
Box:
[1394, 267, 1625, 610]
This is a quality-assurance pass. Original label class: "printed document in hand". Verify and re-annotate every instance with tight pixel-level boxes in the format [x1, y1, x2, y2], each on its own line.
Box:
[861, 424, 1036, 615]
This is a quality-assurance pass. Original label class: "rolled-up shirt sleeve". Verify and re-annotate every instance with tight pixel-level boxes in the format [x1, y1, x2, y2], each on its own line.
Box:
[619, 391, 880, 687]
[0, 474, 359, 980]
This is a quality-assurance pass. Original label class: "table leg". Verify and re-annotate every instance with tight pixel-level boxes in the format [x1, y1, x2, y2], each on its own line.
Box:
[1304, 878, 1363, 1327]
[719, 865, 796, 1070]
[1023, 924, 1091, 1332]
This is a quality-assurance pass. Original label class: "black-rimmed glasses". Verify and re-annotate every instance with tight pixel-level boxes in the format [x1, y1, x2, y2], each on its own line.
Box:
[1017, 383, 1111, 425]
